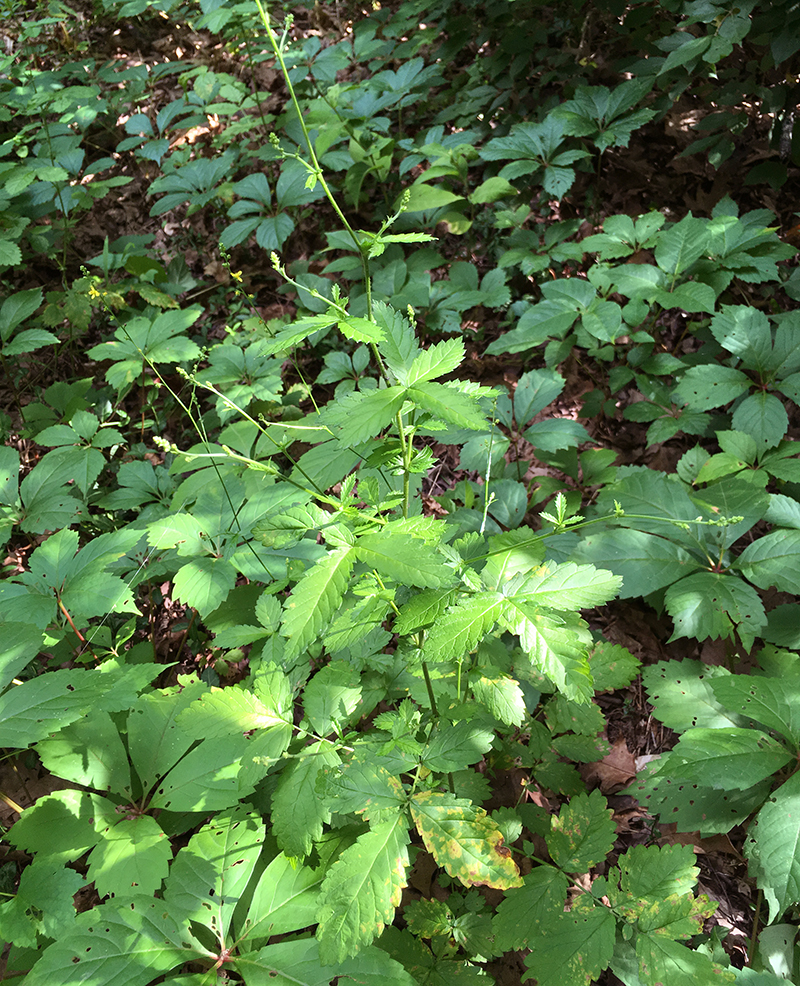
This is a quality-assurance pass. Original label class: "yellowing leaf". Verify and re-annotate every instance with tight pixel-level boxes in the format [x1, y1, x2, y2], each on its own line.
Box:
[410, 791, 522, 890]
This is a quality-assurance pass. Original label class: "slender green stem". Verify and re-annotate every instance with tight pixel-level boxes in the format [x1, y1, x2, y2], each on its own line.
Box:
[254, 0, 374, 317]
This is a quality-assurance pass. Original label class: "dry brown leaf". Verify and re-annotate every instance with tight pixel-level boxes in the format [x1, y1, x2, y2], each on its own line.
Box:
[581, 737, 637, 793]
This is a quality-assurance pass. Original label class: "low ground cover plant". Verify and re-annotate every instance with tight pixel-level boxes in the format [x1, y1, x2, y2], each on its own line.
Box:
[2, 0, 800, 984]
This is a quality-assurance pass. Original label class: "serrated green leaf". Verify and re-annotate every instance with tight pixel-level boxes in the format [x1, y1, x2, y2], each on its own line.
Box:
[506, 605, 595, 704]
[588, 642, 641, 692]
[471, 672, 526, 726]
[624, 761, 769, 835]
[321, 758, 405, 820]
[731, 392, 788, 450]
[711, 673, 800, 745]
[665, 571, 767, 643]
[403, 337, 465, 386]
[0, 855, 82, 944]
[23, 896, 206, 986]
[402, 183, 464, 211]
[613, 844, 699, 901]
[482, 528, 546, 588]
[164, 806, 264, 935]
[0, 287, 43, 337]
[317, 815, 411, 964]
[394, 587, 458, 632]
[709, 305, 774, 371]
[654, 215, 709, 276]
[424, 592, 505, 661]
[512, 561, 622, 610]
[281, 546, 355, 657]
[0, 667, 148, 748]
[37, 709, 132, 795]
[259, 314, 338, 356]
[322, 386, 406, 446]
[148, 735, 253, 812]
[375, 301, 419, 378]
[252, 503, 330, 548]
[642, 660, 743, 731]
[0, 621, 43, 693]
[737, 529, 800, 594]
[8, 789, 110, 861]
[493, 866, 569, 951]
[673, 364, 750, 410]
[410, 791, 522, 890]
[572, 530, 700, 599]
[660, 727, 793, 790]
[337, 315, 384, 344]
[547, 790, 616, 872]
[524, 418, 591, 452]
[355, 532, 451, 588]
[745, 772, 800, 922]
[87, 813, 170, 899]
[242, 852, 323, 943]
[127, 680, 207, 790]
[422, 719, 495, 772]
[173, 556, 237, 616]
[636, 931, 734, 986]
[522, 904, 616, 986]
[177, 684, 293, 742]
[272, 742, 341, 857]
[304, 661, 362, 735]
[3, 327, 59, 356]
[407, 381, 487, 431]
[235, 938, 337, 986]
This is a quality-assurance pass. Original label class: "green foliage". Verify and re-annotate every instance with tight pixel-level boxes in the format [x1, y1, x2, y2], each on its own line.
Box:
[628, 656, 800, 926]
[3, 0, 800, 982]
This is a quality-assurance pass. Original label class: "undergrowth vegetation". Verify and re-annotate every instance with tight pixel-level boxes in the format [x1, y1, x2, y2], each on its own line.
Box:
[2, 0, 800, 983]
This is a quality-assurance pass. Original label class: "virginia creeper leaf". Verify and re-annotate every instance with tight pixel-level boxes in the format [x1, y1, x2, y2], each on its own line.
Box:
[659, 727, 793, 790]
[745, 771, 800, 922]
[164, 806, 264, 937]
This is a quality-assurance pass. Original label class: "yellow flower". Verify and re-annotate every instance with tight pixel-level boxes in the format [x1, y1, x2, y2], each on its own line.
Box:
[231, 270, 243, 282]
[88, 285, 101, 298]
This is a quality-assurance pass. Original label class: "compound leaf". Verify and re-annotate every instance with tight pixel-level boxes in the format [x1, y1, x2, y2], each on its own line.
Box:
[164, 806, 264, 937]
[636, 932, 734, 986]
[317, 815, 411, 964]
[23, 896, 207, 986]
[87, 813, 170, 899]
[745, 771, 800, 922]
[522, 903, 616, 986]
[659, 727, 793, 790]
[547, 790, 616, 873]
[355, 532, 451, 588]
[271, 742, 341, 858]
[410, 790, 522, 890]
[281, 546, 355, 658]
[424, 592, 505, 661]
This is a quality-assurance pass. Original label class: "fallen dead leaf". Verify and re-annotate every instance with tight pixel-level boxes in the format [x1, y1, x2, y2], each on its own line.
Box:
[581, 737, 637, 793]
